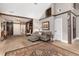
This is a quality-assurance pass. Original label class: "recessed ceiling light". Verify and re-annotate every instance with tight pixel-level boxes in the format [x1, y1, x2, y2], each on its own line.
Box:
[34, 3, 38, 5]
[10, 11, 14, 13]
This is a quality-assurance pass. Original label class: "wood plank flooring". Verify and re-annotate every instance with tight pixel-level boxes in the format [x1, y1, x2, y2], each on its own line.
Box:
[0, 35, 79, 56]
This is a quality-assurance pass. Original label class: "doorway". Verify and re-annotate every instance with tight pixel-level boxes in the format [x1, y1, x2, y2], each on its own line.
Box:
[25, 20, 33, 35]
[6, 22, 13, 36]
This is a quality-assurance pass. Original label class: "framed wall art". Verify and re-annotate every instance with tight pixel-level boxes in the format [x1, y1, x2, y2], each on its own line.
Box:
[42, 21, 49, 30]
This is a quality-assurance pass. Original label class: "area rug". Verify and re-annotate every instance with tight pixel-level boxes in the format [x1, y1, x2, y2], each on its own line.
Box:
[5, 42, 58, 56]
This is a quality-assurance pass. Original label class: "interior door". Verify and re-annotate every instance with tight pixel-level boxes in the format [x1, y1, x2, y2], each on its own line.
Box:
[54, 17, 62, 41]
[13, 23, 21, 35]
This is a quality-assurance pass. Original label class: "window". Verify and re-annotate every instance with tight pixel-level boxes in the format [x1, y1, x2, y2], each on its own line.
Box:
[46, 7, 51, 17]
[73, 3, 76, 9]
[73, 3, 79, 9]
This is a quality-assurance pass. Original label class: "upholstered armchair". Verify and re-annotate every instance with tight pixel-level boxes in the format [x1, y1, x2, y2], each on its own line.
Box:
[40, 31, 53, 41]
[27, 32, 40, 42]
[27, 31, 53, 42]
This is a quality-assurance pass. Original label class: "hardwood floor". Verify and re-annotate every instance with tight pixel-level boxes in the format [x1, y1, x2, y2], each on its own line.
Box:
[0, 35, 79, 56]
[52, 40, 79, 55]
[5, 40, 79, 56]
[0, 35, 40, 56]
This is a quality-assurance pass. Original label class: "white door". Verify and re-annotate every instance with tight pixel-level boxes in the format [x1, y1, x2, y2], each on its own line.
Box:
[54, 17, 62, 41]
[13, 24, 21, 35]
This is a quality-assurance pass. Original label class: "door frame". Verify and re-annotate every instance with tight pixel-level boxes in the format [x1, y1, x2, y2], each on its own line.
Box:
[68, 12, 72, 44]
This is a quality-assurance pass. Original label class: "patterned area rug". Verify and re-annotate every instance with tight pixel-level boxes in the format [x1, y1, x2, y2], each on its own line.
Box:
[5, 42, 58, 56]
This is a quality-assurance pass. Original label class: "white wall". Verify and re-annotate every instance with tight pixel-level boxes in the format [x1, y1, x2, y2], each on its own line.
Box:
[51, 3, 55, 15]
[62, 13, 68, 43]
[35, 4, 55, 37]
[39, 16, 54, 41]
[54, 3, 78, 43]
[40, 17, 54, 34]
[20, 24, 26, 35]
[54, 3, 73, 14]
[38, 3, 73, 43]
[33, 19, 40, 33]
[0, 3, 51, 19]
[54, 3, 79, 43]
[40, 4, 55, 19]
[39, 14, 68, 43]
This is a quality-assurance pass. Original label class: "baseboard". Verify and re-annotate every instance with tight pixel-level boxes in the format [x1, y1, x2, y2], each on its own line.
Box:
[72, 37, 79, 43]
[75, 37, 79, 40]
[61, 40, 68, 43]
[53, 38, 68, 43]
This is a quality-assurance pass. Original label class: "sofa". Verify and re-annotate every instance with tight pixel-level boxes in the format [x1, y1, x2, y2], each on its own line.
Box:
[27, 31, 53, 42]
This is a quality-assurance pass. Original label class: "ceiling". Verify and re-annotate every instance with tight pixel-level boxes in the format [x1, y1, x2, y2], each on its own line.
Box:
[0, 3, 51, 19]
